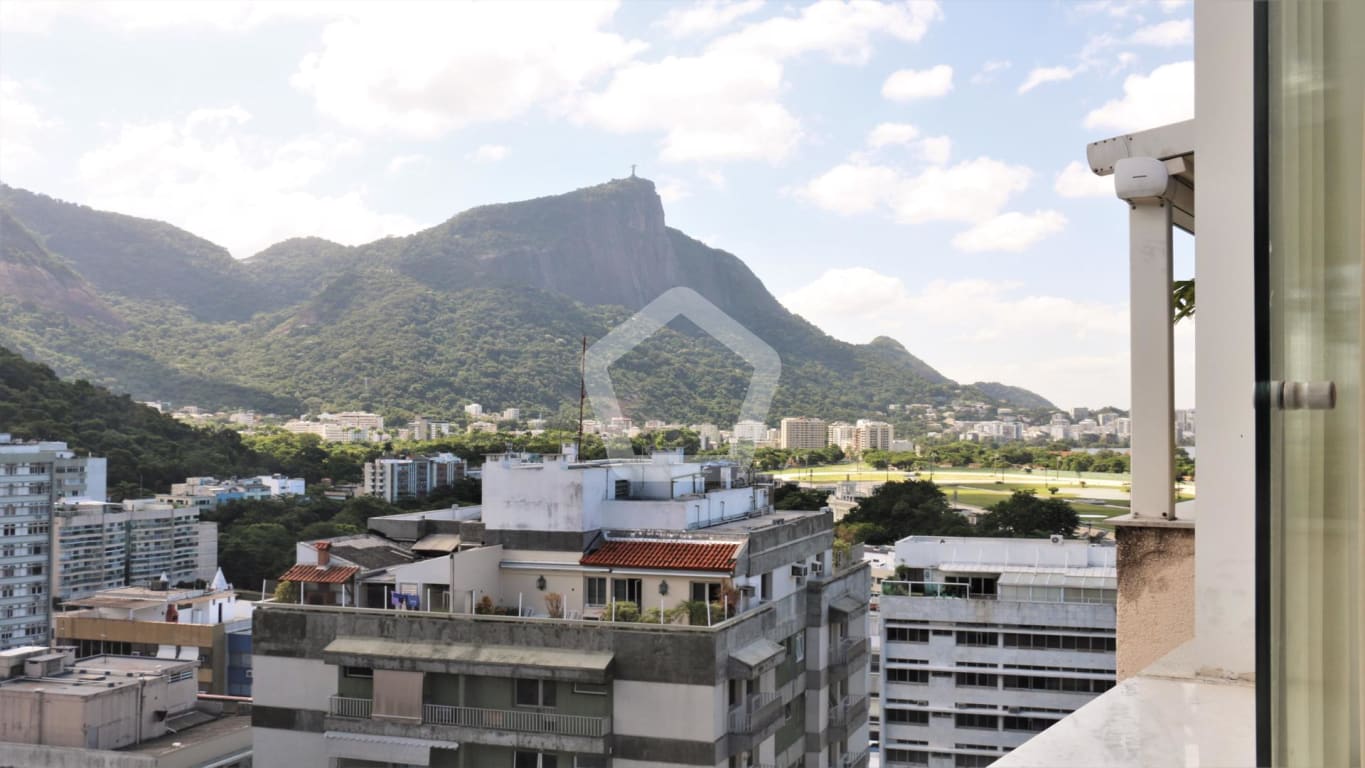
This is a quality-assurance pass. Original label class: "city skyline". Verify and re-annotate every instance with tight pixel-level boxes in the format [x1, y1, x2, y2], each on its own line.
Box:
[0, 0, 1195, 411]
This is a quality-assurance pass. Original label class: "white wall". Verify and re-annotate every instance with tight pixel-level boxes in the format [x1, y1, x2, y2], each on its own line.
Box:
[612, 679, 722, 740]
[254, 727, 325, 767]
[252, 656, 335, 711]
[1190, 0, 1256, 677]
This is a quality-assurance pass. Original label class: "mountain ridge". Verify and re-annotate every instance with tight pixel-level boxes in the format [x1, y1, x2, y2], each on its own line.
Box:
[0, 178, 1055, 418]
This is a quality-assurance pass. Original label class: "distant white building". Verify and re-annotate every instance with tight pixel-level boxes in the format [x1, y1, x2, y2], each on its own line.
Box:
[731, 419, 768, 444]
[464, 403, 484, 417]
[500, 407, 521, 422]
[828, 422, 858, 453]
[361, 454, 467, 503]
[779, 417, 828, 450]
[880, 535, 1117, 768]
[855, 420, 894, 452]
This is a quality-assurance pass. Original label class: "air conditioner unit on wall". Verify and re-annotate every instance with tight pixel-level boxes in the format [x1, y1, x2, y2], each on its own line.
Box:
[810, 560, 825, 575]
[791, 564, 808, 577]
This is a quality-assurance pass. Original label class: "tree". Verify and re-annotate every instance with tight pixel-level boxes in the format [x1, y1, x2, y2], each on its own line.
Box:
[773, 483, 829, 510]
[977, 490, 1080, 538]
[839, 480, 973, 544]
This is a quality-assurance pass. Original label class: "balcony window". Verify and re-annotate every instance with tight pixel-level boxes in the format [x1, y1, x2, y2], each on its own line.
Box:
[514, 752, 558, 768]
[515, 678, 557, 709]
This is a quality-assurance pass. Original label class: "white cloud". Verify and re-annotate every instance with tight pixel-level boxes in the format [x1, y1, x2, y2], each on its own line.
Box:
[579, 1, 943, 164]
[881, 64, 953, 102]
[0, 1, 337, 33]
[385, 153, 428, 175]
[950, 210, 1067, 252]
[0, 79, 58, 179]
[1084, 60, 1193, 132]
[77, 107, 418, 258]
[866, 123, 920, 148]
[970, 59, 1012, 85]
[709, 0, 942, 64]
[796, 156, 1031, 224]
[778, 268, 1138, 408]
[1054, 160, 1113, 198]
[655, 177, 692, 203]
[699, 169, 728, 189]
[292, 2, 644, 138]
[656, 0, 764, 38]
[467, 144, 509, 163]
[1018, 65, 1081, 94]
[1130, 19, 1192, 46]
[1160, 0, 1189, 12]
[916, 136, 952, 165]
[577, 52, 800, 163]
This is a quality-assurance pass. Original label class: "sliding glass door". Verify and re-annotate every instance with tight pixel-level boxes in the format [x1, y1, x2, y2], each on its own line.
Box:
[1268, 1, 1363, 765]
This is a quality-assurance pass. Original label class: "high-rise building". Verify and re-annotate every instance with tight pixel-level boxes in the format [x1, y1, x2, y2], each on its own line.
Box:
[732, 419, 768, 444]
[879, 535, 1116, 768]
[361, 454, 467, 503]
[854, 420, 894, 453]
[828, 423, 858, 454]
[780, 417, 828, 450]
[253, 449, 873, 768]
[0, 434, 106, 649]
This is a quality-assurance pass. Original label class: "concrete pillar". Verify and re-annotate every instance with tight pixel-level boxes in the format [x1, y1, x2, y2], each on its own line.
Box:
[1128, 200, 1176, 519]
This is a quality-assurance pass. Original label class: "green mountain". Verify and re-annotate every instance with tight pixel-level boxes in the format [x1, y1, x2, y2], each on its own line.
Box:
[0, 346, 266, 495]
[968, 381, 1057, 410]
[0, 178, 1052, 421]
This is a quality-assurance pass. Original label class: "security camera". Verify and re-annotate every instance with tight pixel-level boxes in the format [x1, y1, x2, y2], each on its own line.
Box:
[1113, 157, 1171, 202]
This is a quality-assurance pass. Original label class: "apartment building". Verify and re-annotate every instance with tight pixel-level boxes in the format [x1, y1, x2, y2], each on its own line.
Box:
[780, 417, 828, 450]
[52, 499, 218, 601]
[731, 419, 768, 445]
[827, 423, 857, 454]
[0, 435, 106, 650]
[253, 449, 873, 768]
[53, 582, 254, 694]
[853, 421, 893, 453]
[361, 453, 466, 503]
[0, 648, 251, 766]
[879, 536, 1116, 768]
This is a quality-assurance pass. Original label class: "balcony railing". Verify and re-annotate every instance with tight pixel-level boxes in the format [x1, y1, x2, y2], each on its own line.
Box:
[329, 697, 609, 738]
[843, 747, 870, 767]
[829, 694, 868, 726]
[422, 703, 610, 738]
[329, 695, 372, 719]
[829, 636, 869, 667]
[879, 580, 987, 599]
[728, 691, 781, 733]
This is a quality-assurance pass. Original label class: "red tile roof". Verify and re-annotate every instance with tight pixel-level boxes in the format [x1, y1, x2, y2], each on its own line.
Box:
[581, 540, 739, 572]
[279, 564, 359, 584]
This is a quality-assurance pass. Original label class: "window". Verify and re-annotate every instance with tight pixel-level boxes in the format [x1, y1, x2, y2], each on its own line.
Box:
[573, 757, 605, 768]
[793, 633, 805, 663]
[343, 666, 372, 678]
[760, 571, 772, 600]
[515, 678, 557, 708]
[1002, 633, 1115, 652]
[585, 577, 607, 607]
[886, 668, 929, 684]
[885, 708, 930, 724]
[887, 626, 929, 643]
[955, 631, 998, 647]
[690, 581, 720, 603]
[1002, 716, 1059, 733]
[954, 713, 999, 730]
[954, 756, 997, 768]
[612, 578, 642, 605]
[955, 672, 999, 688]
[515, 752, 558, 768]
[886, 749, 929, 766]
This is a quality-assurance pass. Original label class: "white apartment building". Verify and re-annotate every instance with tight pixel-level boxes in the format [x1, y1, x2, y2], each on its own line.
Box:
[0, 435, 106, 649]
[255, 473, 306, 496]
[828, 423, 858, 454]
[690, 423, 722, 450]
[501, 407, 521, 422]
[361, 453, 467, 503]
[329, 411, 384, 432]
[854, 420, 894, 453]
[62, 499, 217, 592]
[253, 448, 874, 768]
[732, 419, 768, 445]
[464, 403, 484, 417]
[879, 536, 1116, 768]
[780, 417, 828, 450]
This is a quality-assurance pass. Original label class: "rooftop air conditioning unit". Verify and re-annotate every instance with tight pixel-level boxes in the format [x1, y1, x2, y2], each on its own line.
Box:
[1049, 534, 1063, 544]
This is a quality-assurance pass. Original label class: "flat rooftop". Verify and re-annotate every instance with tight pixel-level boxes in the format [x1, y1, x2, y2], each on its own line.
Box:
[123, 713, 252, 757]
[65, 586, 233, 610]
[701, 508, 826, 533]
[0, 655, 197, 697]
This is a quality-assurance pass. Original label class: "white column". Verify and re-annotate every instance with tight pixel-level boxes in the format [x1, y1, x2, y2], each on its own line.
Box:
[1128, 200, 1176, 519]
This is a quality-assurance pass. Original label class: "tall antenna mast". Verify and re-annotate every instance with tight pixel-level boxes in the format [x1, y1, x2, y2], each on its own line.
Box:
[577, 336, 587, 458]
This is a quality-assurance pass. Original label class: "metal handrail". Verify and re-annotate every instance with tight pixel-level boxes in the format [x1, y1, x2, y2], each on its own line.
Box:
[422, 703, 609, 737]
[329, 695, 372, 719]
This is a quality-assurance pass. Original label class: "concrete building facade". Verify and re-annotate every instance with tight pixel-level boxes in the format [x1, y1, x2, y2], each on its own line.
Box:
[878, 536, 1116, 768]
[253, 449, 873, 768]
[0, 435, 107, 649]
[779, 418, 828, 451]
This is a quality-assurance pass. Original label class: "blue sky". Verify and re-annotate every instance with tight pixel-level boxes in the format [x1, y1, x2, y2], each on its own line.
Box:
[0, 0, 1194, 411]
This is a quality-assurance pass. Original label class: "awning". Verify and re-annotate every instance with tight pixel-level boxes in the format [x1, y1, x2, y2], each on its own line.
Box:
[828, 594, 865, 618]
[322, 637, 613, 683]
[727, 637, 786, 677]
[324, 731, 459, 766]
[412, 534, 461, 555]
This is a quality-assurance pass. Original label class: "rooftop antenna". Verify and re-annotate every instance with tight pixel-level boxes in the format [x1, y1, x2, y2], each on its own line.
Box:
[630, 164, 636, 178]
[577, 336, 587, 458]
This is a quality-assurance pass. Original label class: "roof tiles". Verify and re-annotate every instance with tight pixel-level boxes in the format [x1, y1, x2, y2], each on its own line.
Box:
[279, 564, 359, 584]
[581, 540, 739, 572]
